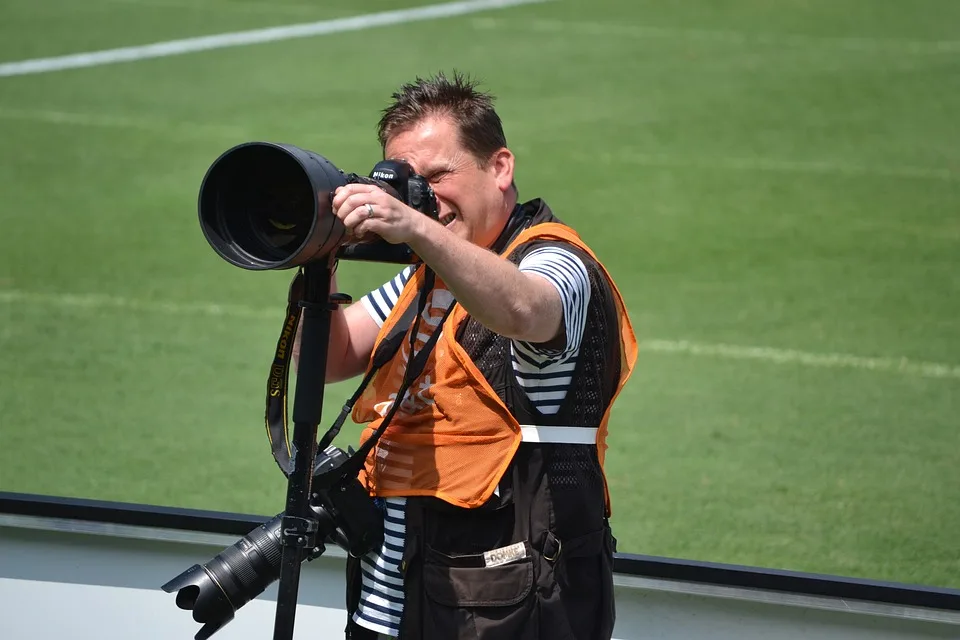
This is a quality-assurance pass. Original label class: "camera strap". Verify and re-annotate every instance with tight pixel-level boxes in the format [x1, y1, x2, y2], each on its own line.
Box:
[326, 271, 455, 484]
[263, 271, 307, 476]
[265, 266, 453, 481]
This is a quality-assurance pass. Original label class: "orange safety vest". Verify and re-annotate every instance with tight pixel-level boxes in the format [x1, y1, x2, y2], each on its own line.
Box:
[352, 223, 638, 510]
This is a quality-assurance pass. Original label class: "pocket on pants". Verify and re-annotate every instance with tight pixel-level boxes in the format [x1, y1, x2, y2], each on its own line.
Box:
[422, 547, 537, 640]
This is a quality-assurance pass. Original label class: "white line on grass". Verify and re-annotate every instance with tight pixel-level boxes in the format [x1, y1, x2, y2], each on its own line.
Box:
[0, 0, 548, 78]
[2, 289, 958, 380]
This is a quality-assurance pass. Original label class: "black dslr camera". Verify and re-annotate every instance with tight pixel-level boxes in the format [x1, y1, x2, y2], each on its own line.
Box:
[197, 141, 439, 270]
[162, 445, 383, 640]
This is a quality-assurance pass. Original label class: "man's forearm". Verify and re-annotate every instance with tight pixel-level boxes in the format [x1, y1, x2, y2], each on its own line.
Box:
[408, 219, 562, 344]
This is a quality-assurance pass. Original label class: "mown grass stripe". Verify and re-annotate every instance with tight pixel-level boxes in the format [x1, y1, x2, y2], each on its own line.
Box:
[3, 289, 957, 380]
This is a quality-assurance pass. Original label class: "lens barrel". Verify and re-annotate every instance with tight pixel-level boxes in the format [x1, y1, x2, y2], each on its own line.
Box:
[161, 446, 362, 640]
[161, 514, 285, 640]
[198, 142, 348, 270]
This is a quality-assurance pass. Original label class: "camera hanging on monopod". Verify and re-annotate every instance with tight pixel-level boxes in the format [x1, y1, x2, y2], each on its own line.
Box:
[163, 141, 440, 640]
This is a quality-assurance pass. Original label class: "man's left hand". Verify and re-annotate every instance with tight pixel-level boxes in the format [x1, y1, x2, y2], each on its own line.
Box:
[331, 184, 430, 246]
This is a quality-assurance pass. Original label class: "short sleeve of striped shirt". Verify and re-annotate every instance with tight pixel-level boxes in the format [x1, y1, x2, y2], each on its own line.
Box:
[360, 265, 416, 327]
[513, 246, 592, 415]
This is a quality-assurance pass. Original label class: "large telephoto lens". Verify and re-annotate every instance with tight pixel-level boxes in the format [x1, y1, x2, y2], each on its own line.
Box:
[161, 514, 284, 640]
[162, 447, 355, 640]
[162, 507, 338, 640]
[198, 142, 348, 270]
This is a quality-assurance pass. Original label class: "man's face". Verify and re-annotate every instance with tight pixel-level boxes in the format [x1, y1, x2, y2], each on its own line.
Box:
[384, 114, 514, 249]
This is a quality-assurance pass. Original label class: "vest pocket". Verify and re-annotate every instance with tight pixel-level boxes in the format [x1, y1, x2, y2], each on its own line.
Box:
[422, 551, 537, 639]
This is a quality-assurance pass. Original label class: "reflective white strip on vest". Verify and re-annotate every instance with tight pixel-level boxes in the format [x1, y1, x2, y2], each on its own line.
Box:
[519, 425, 598, 444]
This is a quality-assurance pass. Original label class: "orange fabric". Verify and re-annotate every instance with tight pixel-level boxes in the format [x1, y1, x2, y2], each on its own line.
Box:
[353, 223, 638, 510]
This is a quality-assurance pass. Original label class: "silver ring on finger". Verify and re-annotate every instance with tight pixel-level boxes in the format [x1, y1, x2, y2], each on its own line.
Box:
[364, 203, 375, 219]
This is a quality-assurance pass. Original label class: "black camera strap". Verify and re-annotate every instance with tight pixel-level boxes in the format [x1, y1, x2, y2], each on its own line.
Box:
[266, 266, 453, 482]
[263, 271, 307, 476]
[326, 273, 455, 485]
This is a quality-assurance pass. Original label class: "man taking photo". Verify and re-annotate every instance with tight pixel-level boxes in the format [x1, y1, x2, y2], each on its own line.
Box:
[296, 71, 637, 640]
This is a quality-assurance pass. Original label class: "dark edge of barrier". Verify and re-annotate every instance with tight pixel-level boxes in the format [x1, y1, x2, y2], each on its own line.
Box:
[613, 554, 960, 613]
[3, 491, 959, 612]
[0, 491, 265, 536]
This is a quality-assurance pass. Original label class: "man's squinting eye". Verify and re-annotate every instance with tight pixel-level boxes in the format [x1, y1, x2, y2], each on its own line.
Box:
[426, 170, 451, 183]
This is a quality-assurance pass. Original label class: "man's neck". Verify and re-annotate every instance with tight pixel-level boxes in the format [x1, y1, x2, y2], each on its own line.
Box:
[488, 197, 529, 254]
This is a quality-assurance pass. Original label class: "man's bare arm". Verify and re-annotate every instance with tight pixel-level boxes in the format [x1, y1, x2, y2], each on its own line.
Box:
[408, 219, 564, 345]
[292, 274, 381, 384]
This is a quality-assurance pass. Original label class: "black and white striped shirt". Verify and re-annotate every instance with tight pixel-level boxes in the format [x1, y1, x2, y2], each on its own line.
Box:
[353, 247, 590, 637]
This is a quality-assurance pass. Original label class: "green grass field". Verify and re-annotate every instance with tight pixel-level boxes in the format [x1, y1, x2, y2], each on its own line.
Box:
[1, 0, 958, 589]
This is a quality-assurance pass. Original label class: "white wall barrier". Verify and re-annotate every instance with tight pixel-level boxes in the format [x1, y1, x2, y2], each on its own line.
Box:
[1, 493, 958, 640]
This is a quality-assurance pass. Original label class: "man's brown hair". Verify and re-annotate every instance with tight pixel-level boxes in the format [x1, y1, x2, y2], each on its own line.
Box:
[378, 71, 507, 167]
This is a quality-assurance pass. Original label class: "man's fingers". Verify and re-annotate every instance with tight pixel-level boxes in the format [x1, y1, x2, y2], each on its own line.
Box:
[336, 193, 379, 224]
[331, 183, 380, 212]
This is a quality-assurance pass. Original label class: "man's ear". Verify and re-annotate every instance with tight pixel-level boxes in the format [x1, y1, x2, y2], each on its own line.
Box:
[490, 148, 515, 193]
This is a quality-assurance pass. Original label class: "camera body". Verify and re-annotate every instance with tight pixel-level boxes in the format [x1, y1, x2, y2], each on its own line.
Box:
[310, 445, 384, 558]
[338, 158, 440, 263]
[365, 158, 438, 219]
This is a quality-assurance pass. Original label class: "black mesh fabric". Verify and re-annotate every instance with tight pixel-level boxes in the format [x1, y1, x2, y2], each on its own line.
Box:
[456, 318, 508, 386]
[545, 443, 604, 493]
[570, 259, 621, 425]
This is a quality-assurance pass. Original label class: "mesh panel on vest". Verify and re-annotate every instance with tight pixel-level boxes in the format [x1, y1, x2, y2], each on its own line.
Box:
[546, 444, 604, 493]
[570, 259, 621, 425]
[456, 318, 509, 382]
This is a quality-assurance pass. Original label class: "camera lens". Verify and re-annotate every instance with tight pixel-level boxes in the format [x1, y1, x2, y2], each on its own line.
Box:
[203, 145, 314, 264]
[162, 505, 339, 640]
[162, 514, 284, 640]
[198, 143, 347, 270]
[235, 179, 314, 261]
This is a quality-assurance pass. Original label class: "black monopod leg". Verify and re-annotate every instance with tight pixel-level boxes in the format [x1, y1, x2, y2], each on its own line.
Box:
[272, 262, 333, 640]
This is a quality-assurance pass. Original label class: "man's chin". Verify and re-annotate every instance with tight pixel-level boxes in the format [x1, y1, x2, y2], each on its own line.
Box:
[446, 220, 471, 242]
